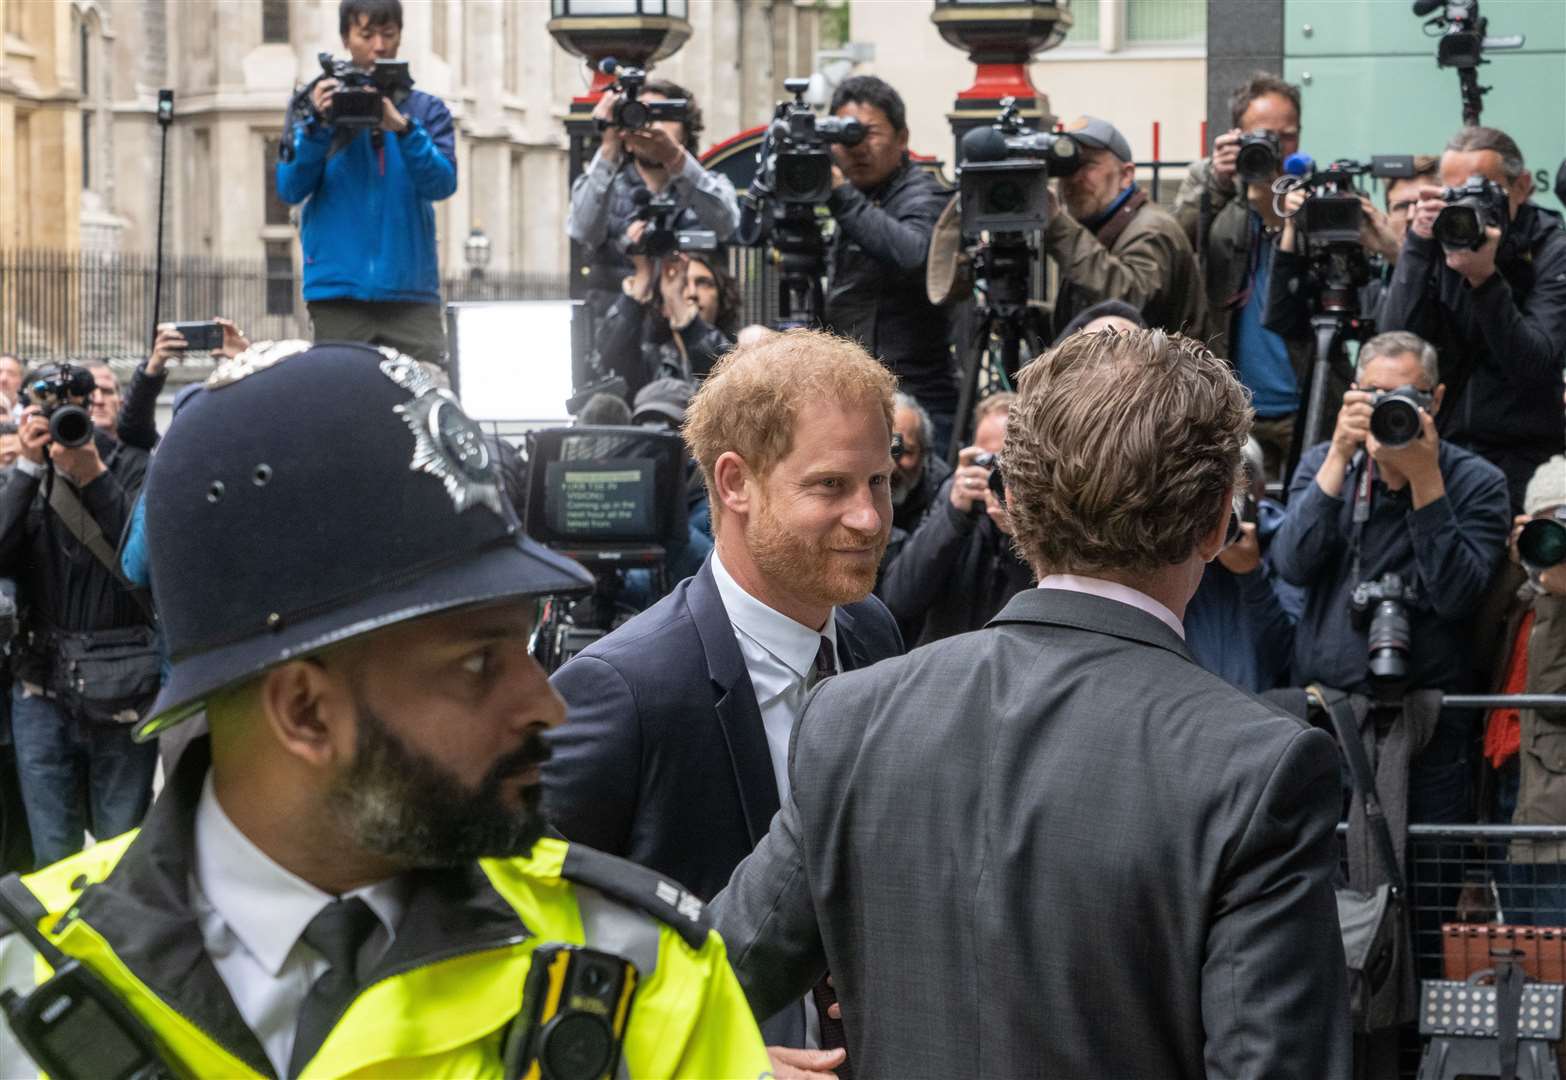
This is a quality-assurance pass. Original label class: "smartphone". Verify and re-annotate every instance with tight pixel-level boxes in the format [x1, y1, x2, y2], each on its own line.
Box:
[171, 321, 223, 352]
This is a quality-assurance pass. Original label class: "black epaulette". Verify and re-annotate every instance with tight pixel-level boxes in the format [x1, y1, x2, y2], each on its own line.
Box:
[560, 845, 711, 951]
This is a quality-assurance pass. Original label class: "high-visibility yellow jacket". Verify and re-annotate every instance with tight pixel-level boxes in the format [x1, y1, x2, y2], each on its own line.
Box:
[0, 758, 771, 1080]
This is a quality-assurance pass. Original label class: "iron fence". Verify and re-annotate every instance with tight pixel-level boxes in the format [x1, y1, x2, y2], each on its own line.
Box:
[0, 249, 568, 363]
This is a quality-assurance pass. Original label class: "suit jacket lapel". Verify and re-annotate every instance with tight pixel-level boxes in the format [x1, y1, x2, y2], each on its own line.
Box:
[833, 605, 871, 673]
[687, 559, 782, 847]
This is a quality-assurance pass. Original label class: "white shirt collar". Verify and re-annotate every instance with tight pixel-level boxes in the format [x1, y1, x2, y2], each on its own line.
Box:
[193, 775, 406, 977]
[1037, 573, 1187, 640]
[710, 548, 837, 685]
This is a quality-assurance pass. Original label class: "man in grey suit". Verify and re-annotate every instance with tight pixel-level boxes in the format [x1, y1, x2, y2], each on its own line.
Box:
[711, 327, 1351, 1079]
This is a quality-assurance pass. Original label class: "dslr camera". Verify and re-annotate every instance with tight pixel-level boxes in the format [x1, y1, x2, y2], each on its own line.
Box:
[1236, 130, 1282, 184]
[596, 58, 688, 133]
[1368, 385, 1435, 447]
[1518, 508, 1566, 576]
[958, 99, 1081, 236]
[1434, 174, 1508, 251]
[626, 189, 717, 259]
[1351, 571, 1419, 694]
[316, 53, 412, 128]
[19, 363, 97, 450]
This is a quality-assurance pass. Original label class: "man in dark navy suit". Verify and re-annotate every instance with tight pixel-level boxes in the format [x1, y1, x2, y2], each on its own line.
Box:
[545, 328, 904, 1071]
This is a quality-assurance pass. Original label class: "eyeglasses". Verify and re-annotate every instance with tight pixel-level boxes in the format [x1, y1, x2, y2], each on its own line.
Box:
[892, 443, 920, 462]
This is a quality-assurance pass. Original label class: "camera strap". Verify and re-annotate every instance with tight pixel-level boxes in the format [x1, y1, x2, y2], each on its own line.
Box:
[1309, 686, 1406, 896]
[44, 476, 154, 622]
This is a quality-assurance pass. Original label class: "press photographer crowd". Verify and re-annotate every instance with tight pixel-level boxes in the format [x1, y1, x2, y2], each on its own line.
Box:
[3, 0, 1566, 1076]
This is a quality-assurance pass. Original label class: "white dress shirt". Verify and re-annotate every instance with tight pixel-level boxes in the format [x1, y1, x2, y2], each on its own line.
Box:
[710, 549, 839, 804]
[192, 777, 406, 1078]
[1037, 573, 1187, 640]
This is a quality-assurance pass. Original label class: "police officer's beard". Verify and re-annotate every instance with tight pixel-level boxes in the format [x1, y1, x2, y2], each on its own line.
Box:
[327, 697, 552, 867]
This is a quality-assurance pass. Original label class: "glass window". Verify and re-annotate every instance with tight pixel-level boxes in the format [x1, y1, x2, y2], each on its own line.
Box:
[430, 0, 448, 58]
[262, 0, 289, 43]
[265, 241, 295, 316]
[1125, 0, 1205, 44]
[1066, 0, 1098, 42]
[263, 136, 289, 227]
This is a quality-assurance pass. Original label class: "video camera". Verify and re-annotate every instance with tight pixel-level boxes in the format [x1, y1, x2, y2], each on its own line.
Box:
[19, 363, 97, 450]
[523, 426, 689, 670]
[1434, 174, 1508, 251]
[596, 58, 688, 133]
[1412, 0, 1523, 124]
[316, 53, 412, 128]
[1351, 571, 1419, 696]
[957, 100, 1081, 236]
[741, 78, 864, 230]
[625, 189, 717, 259]
[1273, 155, 1415, 291]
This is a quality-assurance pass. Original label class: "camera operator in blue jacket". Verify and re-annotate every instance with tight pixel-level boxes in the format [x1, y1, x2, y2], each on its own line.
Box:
[276, 0, 457, 366]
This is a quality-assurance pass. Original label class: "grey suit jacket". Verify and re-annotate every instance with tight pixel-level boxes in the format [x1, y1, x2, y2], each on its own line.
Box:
[711, 587, 1351, 1079]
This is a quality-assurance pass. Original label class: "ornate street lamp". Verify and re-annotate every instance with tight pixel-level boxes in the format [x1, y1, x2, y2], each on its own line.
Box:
[464, 226, 491, 284]
[547, 0, 693, 299]
[930, 0, 1072, 162]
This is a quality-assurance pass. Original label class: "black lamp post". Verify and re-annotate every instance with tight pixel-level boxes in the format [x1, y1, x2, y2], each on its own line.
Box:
[464, 226, 491, 288]
[931, 0, 1072, 163]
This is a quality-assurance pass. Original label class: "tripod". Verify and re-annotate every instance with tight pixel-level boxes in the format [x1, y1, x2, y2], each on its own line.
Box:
[767, 205, 828, 331]
[948, 236, 1050, 464]
[1287, 281, 1374, 487]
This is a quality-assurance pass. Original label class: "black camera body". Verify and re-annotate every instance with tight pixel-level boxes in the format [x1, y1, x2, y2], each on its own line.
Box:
[1281, 157, 1413, 294]
[748, 78, 865, 210]
[1351, 571, 1419, 693]
[1236, 130, 1282, 184]
[19, 363, 98, 450]
[596, 58, 688, 133]
[317, 54, 412, 128]
[958, 101, 1081, 236]
[625, 189, 718, 259]
[1434, 173, 1508, 251]
[1368, 385, 1435, 447]
[1519, 508, 1566, 574]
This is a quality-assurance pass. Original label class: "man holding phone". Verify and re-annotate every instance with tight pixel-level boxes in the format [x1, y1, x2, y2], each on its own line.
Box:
[276, 0, 457, 366]
[115, 320, 249, 452]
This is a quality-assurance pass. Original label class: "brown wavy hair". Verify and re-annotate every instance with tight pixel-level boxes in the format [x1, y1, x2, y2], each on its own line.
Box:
[1003, 329, 1252, 576]
[683, 329, 896, 520]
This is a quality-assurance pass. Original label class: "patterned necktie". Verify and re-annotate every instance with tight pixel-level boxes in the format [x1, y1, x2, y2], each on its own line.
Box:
[808, 634, 850, 1071]
[288, 896, 380, 1079]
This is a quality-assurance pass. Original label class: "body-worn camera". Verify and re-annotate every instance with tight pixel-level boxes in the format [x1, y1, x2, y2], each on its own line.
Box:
[1368, 385, 1435, 447]
[317, 54, 412, 128]
[1351, 571, 1419, 693]
[502, 945, 638, 1080]
[596, 58, 688, 133]
[1434, 174, 1508, 251]
[958, 101, 1080, 236]
[19, 363, 97, 449]
[1236, 130, 1282, 184]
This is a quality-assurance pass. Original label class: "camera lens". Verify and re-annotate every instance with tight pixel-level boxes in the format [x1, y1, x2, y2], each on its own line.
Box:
[617, 100, 649, 130]
[1434, 204, 1482, 251]
[540, 1013, 613, 1080]
[50, 405, 93, 449]
[1369, 396, 1421, 447]
[984, 180, 1026, 216]
[1236, 141, 1278, 184]
[1367, 599, 1411, 686]
[1519, 519, 1566, 571]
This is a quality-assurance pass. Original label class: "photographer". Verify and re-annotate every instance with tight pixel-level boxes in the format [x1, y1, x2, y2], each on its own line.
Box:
[1272, 331, 1509, 821]
[1047, 117, 1206, 339]
[1264, 155, 1439, 341]
[878, 392, 1032, 645]
[1380, 126, 1566, 511]
[890, 392, 951, 536]
[1174, 73, 1308, 477]
[594, 250, 738, 395]
[0, 365, 156, 864]
[118, 319, 249, 451]
[569, 78, 738, 341]
[824, 76, 957, 454]
[276, 0, 456, 365]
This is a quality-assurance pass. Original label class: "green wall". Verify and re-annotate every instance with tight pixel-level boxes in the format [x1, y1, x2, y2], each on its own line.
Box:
[1283, 0, 1566, 210]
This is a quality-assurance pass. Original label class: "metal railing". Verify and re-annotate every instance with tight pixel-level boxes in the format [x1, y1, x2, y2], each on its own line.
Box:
[0, 249, 568, 363]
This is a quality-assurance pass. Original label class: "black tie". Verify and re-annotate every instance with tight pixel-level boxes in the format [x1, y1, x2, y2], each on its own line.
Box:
[812, 635, 837, 686]
[809, 635, 850, 1072]
[288, 897, 380, 1078]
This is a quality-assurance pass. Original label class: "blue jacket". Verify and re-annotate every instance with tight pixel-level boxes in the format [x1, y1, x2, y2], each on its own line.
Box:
[276, 88, 457, 304]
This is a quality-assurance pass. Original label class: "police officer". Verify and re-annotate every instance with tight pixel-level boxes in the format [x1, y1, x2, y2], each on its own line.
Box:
[0, 342, 770, 1079]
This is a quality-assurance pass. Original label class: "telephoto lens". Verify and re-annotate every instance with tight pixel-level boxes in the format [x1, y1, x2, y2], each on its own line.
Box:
[1519, 516, 1566, 573]
[1235, 131, 1281, 184]
[1433, 204, 1482, 250]
[48, 405, 93, 449]
[1366, 597, 1412, 686]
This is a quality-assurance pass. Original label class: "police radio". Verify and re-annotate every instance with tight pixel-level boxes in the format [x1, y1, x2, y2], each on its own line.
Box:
[502, 945, 638, 1080]
[0, 875, 176, 1080]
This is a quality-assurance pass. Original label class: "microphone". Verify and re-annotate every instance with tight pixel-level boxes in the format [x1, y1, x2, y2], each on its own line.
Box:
[630, 188, 651, 210]
[1411, 0, 1443, 15]
[599, 57, 619, 76]
[1283, 152, 1315, 177]
[961, 126, 1009, 164]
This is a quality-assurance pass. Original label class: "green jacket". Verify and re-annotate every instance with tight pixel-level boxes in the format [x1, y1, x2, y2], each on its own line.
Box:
[1045, 192, 1209, 341]
[0, 744, 771, 1079]
[1172, 157, 1312, 383]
